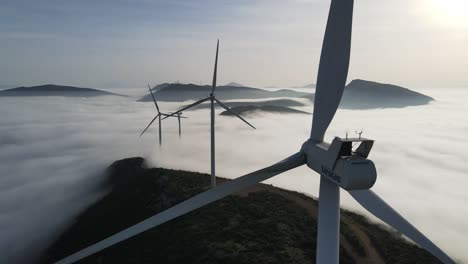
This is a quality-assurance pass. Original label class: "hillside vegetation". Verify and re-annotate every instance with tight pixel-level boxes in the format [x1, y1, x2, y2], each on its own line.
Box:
[42, 157, 441, 264]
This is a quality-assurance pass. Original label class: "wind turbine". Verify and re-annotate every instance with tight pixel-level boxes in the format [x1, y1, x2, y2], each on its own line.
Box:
[55, 1, 456, 264]
[163, 39, 256, 188]
[140, 84, 186, 145]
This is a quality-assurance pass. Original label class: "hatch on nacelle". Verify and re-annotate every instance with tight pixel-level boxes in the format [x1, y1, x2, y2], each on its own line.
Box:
[334, 137, 374, 158]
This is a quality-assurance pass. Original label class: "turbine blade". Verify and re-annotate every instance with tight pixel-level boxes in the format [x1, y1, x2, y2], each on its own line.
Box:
[349, 190, 456, 264]
[162, 97, 210, 120]
[214, 98, 255, 129]
[54, 152, 306, 264]
[310, 0, 354, 141]
[139, 114, 160, 137]
[211, 39, 219, 95]
[147, 84, 160, 113]
[163, 113, 188, 119]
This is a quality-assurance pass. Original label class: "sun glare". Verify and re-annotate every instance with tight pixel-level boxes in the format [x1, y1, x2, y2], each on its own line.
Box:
[427, 0, 468, 28]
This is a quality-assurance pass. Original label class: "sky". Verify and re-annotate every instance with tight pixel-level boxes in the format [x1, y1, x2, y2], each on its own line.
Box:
[1, 0, 467, 89]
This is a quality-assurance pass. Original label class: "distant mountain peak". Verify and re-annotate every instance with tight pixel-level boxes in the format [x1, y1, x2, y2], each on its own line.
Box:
[294, 83, 316, 88]
[225, 82, 245, 87]
[347, 79, 391, 87]
[151, 83, 171, 91]
[339, 79, 434, 109]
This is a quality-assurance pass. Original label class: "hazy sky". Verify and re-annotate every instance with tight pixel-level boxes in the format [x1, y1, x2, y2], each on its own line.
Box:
[1, 0, 467, 88]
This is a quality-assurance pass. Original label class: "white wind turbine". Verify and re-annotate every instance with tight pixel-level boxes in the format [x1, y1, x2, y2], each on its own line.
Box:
[140, 84, 187, 145]
[56, 1, 456, 263]
[163, 39, 256, 188]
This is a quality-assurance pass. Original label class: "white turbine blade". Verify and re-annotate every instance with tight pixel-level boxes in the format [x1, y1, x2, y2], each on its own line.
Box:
[349, 190, 456, 264]
[310, 0, 354, 141]
[139, 113, 160, 137]
[147, 84, 160, 113]
[211, 39, 219, 95]
[214, 98, 256, 129]
[54, 152, 306, 264]
[162, 97, 210, 120]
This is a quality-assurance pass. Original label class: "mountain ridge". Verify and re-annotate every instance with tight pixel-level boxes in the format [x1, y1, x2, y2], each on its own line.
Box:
[139, 83, 311, 102]
[141, 80, 433, 110]
[0, 84, 126, 97]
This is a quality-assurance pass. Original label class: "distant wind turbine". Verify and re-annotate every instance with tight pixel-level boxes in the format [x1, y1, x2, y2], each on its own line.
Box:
[140, 84, 186, 145]
[164, 39, 256, 188]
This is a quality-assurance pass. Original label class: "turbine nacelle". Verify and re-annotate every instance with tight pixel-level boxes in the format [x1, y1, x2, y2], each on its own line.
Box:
[301, 137, 377, 190]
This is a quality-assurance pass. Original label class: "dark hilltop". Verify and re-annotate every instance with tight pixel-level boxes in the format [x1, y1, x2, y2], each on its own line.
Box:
[303, 79, 434, 109]
[0, 84, 126, 97]
[42, 157, 442, 264]
[340, 79, 434, 109]
[150, 83, 172, 92]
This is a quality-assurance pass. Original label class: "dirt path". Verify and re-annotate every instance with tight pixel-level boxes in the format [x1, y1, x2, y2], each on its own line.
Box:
[345, 221, 385, 264]
[236, 183, 385, 264]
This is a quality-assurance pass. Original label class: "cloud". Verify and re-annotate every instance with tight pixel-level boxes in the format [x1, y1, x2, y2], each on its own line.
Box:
[0, 96, 155, 263]
[0, 88, 467, 263]
[146, 88, 468, 263]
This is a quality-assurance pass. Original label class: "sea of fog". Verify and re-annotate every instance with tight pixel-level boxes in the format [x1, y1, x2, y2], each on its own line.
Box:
[0, 87, 467, 263]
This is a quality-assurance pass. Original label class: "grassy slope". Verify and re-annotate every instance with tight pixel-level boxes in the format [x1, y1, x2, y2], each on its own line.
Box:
[42, 157, 441, 264]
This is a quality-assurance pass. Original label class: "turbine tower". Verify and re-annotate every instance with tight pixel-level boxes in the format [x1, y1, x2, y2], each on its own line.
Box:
[55, 1, 456, 264]
[176, 112, 183, 137]
[163, 39, 256, 188]
[140, 84, 186, 145]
